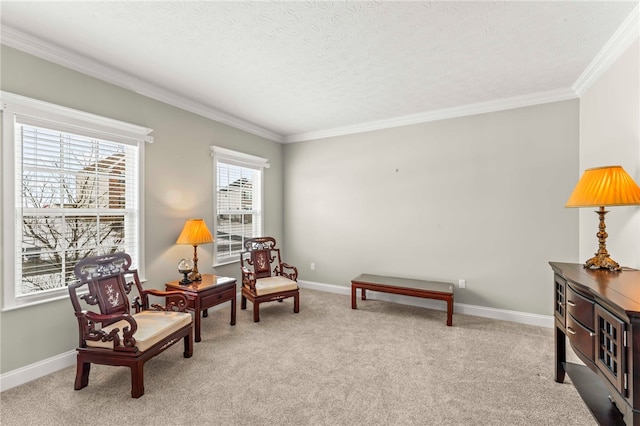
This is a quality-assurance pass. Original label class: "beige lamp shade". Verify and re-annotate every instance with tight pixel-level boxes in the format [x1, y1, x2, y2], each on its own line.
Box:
[565, 165, 640, 207]
[176, 219, 214, 245]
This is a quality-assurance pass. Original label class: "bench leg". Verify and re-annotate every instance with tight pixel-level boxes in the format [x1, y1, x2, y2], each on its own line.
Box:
[446, 297, 453, 326]
[351, 285, 357, 309]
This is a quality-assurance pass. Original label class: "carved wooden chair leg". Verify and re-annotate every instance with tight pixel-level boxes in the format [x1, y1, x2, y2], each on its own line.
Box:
[241, 295, 247, 310]
[130, 362, 144, 398]
[253, 302, 260, 322]
[75, 359, 90, 390]
[294, 293, 300, 314]
[183, 331, 193, 358]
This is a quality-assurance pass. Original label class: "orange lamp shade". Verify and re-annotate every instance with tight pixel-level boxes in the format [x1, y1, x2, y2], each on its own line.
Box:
[176, 218, 214, 245]
[565, 165, 640, 207]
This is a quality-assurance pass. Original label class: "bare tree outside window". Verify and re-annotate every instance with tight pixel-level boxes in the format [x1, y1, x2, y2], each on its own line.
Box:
[19, 127, 132, 296]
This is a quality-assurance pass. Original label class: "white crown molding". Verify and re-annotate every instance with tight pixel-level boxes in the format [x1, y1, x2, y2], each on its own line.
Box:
[0, 25, 284, 143]
[573, 4, 640, 97]
[285, 88, 578, 143]
[7, 11, 634, 146]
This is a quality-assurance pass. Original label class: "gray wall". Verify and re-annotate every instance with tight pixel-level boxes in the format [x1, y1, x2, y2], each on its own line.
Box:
[0, 46, 284, 373]
[578, 38, 640, 269]
[283, 100, 580, 315]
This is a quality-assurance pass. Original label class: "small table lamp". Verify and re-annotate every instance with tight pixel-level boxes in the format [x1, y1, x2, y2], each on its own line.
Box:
[565, 165, 640, 271]
[176, 218, 214, 281]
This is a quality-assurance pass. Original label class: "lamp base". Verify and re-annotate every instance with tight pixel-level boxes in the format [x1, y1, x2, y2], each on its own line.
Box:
[188, 271, 202, 281]
[584, 254, 620, 272]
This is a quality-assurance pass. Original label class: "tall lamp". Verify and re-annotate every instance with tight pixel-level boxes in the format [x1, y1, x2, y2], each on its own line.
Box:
[176, 218, 214, 281]
[565, 165, 640, 271]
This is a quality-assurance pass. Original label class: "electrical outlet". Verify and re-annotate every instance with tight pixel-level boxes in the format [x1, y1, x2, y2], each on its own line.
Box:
[310, 262, 315, 271]
[458, 279, 466, 289]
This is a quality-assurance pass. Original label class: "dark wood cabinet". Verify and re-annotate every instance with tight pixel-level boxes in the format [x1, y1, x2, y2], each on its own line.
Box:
[550, 262, 640, 426]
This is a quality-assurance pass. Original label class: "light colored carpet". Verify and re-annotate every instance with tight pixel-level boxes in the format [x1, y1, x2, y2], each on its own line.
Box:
[1, 288, 595, 425]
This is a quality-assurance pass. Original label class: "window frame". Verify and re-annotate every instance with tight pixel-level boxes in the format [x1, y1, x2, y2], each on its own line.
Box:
[1, 91, 153, 311]
[211, 146, 269, 266]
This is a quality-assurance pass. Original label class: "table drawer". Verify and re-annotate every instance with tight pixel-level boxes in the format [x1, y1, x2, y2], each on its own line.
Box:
[567, 313, 595, 361]
[201, 287, 235, 309]
[566, 285, 594, 329]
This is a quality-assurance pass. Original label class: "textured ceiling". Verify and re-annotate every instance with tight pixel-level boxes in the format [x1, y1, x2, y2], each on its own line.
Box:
[1, 1, 638, 142]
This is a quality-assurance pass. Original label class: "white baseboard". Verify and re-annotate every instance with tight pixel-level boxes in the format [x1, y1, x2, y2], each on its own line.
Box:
[0, 350, 75, 393]
[1, 282, 553, 393]
[297, 279, 554, 328]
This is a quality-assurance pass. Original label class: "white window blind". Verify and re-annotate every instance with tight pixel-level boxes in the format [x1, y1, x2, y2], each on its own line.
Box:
[1, 91, 152, 309]
[211, 146, 269, 265]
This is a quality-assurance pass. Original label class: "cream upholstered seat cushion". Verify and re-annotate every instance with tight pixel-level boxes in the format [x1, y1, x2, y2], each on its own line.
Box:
[87, 311, 192, 352]
[255, 275, 298, 296]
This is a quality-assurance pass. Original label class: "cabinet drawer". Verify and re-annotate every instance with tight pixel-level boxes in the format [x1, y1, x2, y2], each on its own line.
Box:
[566, 286, 594, 329]
[567, 314, 595, 361]
[201, 287, 235, 309]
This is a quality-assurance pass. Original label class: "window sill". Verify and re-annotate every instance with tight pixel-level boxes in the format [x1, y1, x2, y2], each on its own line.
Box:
[213, 259, 240, 268]
[2, 291, 70, 312]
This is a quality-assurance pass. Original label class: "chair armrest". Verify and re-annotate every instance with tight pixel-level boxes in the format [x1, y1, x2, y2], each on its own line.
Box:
[76, 311, 138, 351]
[279, 262, 298, 281]
[133, 289, 189, 313]
[241, 267, 257, 290]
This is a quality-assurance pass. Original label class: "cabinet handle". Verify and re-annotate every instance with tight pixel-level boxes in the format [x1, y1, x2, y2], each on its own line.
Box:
[567, 327, 596, 338]
[567, 300, 576, 307]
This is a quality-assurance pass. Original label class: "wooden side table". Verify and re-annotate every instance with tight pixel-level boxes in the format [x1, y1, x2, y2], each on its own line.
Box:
[165, 274, 236, 342]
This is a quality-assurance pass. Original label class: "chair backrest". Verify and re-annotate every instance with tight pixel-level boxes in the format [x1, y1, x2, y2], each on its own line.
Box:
[69, 252, 138, 321]
[241, 237, 283, 279]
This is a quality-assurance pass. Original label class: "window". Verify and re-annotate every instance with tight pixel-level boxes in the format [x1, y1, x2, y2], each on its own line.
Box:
[1, 92, 153, 310]
[211, 146, 269, 265]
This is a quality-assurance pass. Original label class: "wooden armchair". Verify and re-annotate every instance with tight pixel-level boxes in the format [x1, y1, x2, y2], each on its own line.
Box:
[240, 237, 299, 322]
[69, 252, 193, 398]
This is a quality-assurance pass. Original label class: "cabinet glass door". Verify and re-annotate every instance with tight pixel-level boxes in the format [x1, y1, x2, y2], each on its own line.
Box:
[554, 275, 566, 325]
[595, 304, 626, 395]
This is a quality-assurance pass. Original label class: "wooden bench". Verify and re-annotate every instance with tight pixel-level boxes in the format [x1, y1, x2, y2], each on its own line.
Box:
[351, 274, 454, 326]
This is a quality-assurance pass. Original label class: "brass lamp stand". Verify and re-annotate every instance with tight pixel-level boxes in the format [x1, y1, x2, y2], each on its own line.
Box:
[583, 206, 619, 271]
[189, 242, 204, 281]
